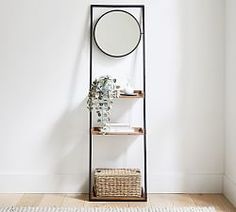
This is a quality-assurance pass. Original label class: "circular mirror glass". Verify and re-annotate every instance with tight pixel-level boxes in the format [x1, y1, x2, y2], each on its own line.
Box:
[94, 10, 141, 58]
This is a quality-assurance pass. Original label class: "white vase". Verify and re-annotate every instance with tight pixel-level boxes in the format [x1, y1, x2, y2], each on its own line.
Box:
[124, 83, 134, 95]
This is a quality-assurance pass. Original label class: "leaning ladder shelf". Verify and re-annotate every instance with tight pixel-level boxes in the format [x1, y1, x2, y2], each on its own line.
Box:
[89, 5, 147, 202]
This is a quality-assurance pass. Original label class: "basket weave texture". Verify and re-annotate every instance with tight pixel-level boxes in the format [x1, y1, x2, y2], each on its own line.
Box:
[94, 168, 142, 197]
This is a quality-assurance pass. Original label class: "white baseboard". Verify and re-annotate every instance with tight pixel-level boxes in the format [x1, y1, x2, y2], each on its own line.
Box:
[0, 173, 223, 193]
[149, 173, 223, 193]
[223, 175, 236, 207]
[0, 174, 88, 193]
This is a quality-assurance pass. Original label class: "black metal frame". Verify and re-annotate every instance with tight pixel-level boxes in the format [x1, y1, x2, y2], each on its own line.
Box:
[93, 9, 142, 58]
[89, 4, 147, 202]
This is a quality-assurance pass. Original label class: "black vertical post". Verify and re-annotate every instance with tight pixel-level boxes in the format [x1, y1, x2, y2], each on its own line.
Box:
[89, 5, 93, 201]
[141, 5, 147, 201]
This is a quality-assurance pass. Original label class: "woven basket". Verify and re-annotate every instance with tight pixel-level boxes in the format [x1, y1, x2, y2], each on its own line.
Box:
[94, 168, 142, 197]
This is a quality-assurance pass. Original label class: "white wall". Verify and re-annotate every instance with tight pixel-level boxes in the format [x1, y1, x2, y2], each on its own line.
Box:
[0, 0, 225, 192]
[224, 0, 236, 207]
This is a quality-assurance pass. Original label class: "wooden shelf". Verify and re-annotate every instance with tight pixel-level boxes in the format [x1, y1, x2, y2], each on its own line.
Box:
[91, 127, 144, 135]
[119, 90, 144, 98]
[90, 188, 146, 202]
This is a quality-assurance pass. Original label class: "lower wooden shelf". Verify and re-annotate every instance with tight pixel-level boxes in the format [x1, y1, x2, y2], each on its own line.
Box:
[91, 127, 144, 135]
[89, 187, 147, 202]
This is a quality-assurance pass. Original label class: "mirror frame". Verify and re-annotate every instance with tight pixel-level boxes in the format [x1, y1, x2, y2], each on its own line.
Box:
[93, 9, 142, 58]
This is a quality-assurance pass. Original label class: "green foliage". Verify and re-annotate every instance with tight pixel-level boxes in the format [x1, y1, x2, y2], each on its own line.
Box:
[87, 75, 120, 133]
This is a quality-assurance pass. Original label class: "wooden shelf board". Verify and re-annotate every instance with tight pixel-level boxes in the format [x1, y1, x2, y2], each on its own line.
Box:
[119, 90, 144, 98]
[91, 127, 144, 135]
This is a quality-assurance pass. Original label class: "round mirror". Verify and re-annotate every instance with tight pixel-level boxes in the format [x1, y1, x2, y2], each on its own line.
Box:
[94, 10, 141, 58]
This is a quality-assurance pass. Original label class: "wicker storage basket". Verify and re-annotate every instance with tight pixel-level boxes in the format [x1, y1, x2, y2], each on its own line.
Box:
[94, 168, 142, 197]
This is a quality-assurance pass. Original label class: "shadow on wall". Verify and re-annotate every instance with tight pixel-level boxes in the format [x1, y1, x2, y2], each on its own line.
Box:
[45, 99, 88, 192]
[39, 8, 90, 192]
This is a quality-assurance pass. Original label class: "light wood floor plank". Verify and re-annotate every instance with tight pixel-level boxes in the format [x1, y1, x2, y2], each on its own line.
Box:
[62, 194, 85, 207]
[0, 193, 234, 211]
[190, 194, 236, 212]
[166, 194, 195, 207]
[16, 194, 44, 207]
[149, 194, 175, 207]
[81, 194, 129, 208]
[0, 194, 22, 206]
[39, 194, 65, 207]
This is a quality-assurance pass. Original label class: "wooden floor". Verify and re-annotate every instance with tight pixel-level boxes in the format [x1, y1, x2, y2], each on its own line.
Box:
[0, 194, 235, 212]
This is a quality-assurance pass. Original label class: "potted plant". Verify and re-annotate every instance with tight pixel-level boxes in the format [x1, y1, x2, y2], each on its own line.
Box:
[87, 75, 120, 133]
